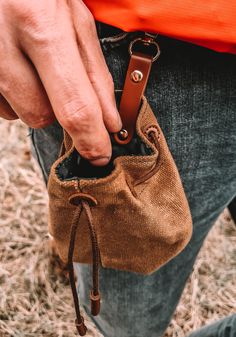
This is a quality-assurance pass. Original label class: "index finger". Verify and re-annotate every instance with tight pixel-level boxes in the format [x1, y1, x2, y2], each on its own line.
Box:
[18, 8, 112, 166]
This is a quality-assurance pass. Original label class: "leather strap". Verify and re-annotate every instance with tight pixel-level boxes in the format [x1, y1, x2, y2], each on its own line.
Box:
[114, 51, 153, 144]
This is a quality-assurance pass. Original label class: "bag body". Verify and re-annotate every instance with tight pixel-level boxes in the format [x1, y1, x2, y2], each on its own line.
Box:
[47, 94, 192, 275]
[47, 43, 192, 334]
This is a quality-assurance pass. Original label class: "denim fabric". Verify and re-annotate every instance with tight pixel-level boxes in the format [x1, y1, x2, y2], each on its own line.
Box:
[30, 21, 236, 337]
[188, 314, 236, 337]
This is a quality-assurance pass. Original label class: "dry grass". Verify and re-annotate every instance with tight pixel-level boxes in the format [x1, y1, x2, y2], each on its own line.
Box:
[0, 119, 235, 337]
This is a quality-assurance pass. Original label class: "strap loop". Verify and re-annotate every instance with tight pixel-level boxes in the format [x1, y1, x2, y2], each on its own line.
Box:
[113, 51, 153, 144]
[114, 36, 160, 145]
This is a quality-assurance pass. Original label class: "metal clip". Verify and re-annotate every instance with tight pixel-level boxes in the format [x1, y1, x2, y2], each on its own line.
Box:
[128, 33, 161, 62]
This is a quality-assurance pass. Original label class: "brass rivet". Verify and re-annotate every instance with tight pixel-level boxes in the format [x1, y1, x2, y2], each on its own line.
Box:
[117, 129, 129, 140]
[130, 70, 143, 83]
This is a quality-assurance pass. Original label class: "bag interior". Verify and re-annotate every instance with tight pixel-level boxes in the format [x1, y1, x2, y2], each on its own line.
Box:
[56, 132, 153, 181]
[56, 92, 154, 181]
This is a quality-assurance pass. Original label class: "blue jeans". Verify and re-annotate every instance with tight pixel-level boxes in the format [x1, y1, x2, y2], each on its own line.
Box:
[30, 21, 236, 337]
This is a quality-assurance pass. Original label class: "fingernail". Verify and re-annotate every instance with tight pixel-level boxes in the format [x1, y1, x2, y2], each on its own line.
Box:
[90, 156, 111, 166]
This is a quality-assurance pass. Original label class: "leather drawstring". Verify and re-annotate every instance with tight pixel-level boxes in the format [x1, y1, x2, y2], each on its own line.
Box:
[68, 194, 100, 336]
[134, 129, 161, 186]
[148, 130, 160, 149]
[82, 201, 101, 316]
[67, 130, 159, 336]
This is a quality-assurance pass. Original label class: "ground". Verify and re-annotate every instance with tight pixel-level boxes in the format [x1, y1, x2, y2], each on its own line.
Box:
[0, 119, 235, 337]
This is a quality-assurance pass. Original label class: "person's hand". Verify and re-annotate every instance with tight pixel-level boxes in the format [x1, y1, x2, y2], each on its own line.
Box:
[0, 0, 122, 166]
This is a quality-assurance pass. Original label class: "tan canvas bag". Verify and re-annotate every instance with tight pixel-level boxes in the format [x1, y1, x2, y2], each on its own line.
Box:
[47, 35, 192, 335]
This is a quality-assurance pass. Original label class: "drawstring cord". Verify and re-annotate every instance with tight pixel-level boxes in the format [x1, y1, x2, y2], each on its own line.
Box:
[68, 194, 100, 336]
[67, 130, 159, 336]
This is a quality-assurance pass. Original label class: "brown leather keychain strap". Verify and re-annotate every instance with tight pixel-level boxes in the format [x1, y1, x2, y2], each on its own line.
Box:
[114, 51, 153, 144]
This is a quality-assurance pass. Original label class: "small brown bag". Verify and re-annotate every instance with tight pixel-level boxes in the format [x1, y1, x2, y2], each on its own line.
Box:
[47, 36, 192, 336]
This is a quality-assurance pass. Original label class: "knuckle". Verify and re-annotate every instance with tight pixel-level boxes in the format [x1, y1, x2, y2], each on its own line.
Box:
[85, 10, 94, 25]
[28, 117, 54, 129]
[16, 105, 54, 128]
[60, 100, 95, 130]
[79, 8, 95, 30]
[1, 1, 60, 47]
[9, 3, 57, 47]
[89, 71, 115, 95]
[8, 1, 41, 25]
[70, 0, 96, 35]
[23, 25, 59, 48]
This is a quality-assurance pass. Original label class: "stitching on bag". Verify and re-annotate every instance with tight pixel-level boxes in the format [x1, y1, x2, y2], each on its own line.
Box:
[125, 177, 138, 198]
[144, 125, 161, 141]
[136, 97, 159, 153]
[133, 100, 163, 187]
[136, 161, 164, 197]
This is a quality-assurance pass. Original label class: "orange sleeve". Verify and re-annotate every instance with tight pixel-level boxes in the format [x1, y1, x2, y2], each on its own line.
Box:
[84, 0, 236, 54]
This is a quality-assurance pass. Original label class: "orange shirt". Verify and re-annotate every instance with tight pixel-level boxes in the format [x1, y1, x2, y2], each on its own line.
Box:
[84, 0, 236, 54]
